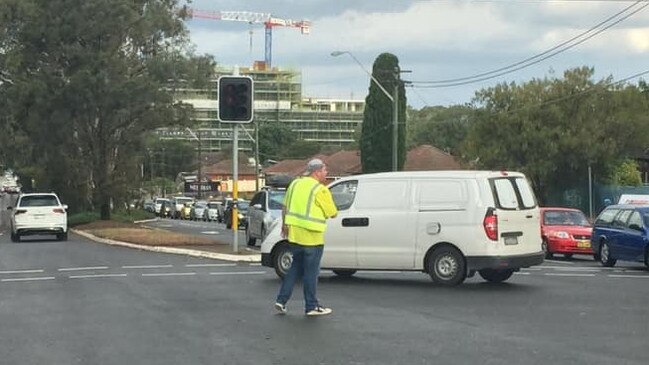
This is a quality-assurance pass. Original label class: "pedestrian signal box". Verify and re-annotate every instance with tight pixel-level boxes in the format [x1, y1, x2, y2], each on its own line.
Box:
[218, 76, 254, 123]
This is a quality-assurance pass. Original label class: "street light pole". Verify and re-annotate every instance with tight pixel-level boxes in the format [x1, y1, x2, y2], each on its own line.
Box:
[331, 50, 399, 171]
[186, 128, 202, 199]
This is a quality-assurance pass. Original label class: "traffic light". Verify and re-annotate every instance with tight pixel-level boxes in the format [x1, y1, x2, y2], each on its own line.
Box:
[218, 76, 253, 123]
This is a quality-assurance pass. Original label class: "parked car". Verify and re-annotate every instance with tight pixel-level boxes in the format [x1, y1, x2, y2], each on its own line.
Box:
[143, 200, 155, 213]
[246, 188, 286, 246]
[591, 204, 649, 268]
[261, 171, 544, 286]
[154, 198, 170, 216]
[224, 200, 249, 229]
[190, 201, 208, 221]
[169, 196, 194, 219]
[205, 201, 221, 222]
[540, 207, 593, 259]
[8, 193, 68, 242]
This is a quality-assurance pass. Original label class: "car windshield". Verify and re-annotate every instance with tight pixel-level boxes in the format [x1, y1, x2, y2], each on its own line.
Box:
[19, 195, 59, 207]
[268, 191, 286, 210]
[176, 198, 193, 204]
[238, 201, 249, 211]
[207, 203, 220, 209]
[544, 210, 590, 226]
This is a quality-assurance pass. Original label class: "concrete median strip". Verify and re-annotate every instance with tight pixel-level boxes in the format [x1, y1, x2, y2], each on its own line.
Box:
[72, 229, 261, 263]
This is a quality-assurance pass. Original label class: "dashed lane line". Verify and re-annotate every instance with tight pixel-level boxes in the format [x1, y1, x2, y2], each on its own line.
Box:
[142, 272, 196, 277]
[69, 273, 128, 279]
[0, 269, 45, 275]
[514, 272, 531, 275]
[58, 266, 110, 272]
[1, 276, 56, 282]
[122, 265, 174, 269]
[607, 274, 649, 279]
[544, 273, 596, 277]
[543, 260, 574, 265]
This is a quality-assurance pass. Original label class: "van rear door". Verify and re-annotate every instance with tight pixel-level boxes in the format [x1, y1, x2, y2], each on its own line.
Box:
[489, 175, 541, 255]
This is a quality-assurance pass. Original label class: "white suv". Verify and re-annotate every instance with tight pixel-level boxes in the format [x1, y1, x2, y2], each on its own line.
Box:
[9, 193, 68, 242]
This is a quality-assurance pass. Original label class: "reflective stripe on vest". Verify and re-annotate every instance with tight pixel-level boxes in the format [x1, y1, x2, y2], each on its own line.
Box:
[284, 178, 327, 231]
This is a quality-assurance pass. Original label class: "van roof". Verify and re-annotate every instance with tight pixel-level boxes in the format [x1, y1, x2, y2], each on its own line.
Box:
[339, 170, 526, 181]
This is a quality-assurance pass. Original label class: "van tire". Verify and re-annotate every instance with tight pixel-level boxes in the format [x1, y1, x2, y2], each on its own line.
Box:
[478, 269, 514, 283]
[10, 232, 20, 242]
[599, 241, 616, 267]
[332, 270, 356, 278]
[57, 232, 68, 241]
[427, 246, 466, 286]
[273, 243, 293, 278]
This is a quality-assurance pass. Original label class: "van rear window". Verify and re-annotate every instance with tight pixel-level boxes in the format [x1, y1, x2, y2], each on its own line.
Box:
[489, 177, 537, 210]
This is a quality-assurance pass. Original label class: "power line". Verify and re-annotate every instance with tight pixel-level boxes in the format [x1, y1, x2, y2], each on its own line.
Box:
[411, 0, 647, 87]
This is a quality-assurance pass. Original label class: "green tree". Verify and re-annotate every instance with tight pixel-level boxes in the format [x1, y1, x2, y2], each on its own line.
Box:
[407, 105, 473, 155]
[282, 140, 321, 159]
[609, 159, 642, 186]
[0, 0, 214, 218]
[258, 122, 297, 162]
[360, 53, 406, 173]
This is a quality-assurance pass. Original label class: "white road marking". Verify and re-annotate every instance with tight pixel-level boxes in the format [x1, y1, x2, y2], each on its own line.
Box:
[514, 272, 530, 275]
[209, 271, 265, 276]
[249, 263, 262, 266]
[544, 273, 596, 277]
[200, 231, 220, 235]
[521, 268, 541, 271]
[122, 265, 173, 269]
[185, 263, 236, 268]
[69, 273, 128, 279]
[142, 272, 196, 277]
[58, 266, 109, 272]
[549, 267, 601, 272]
[543, 260, 574, 265]
[0, 269, 45, 275]
[1, 276, 56, 282]
[607, 274, 649, 279]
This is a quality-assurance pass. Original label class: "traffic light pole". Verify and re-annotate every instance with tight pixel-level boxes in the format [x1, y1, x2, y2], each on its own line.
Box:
[232, 123, 239, 253]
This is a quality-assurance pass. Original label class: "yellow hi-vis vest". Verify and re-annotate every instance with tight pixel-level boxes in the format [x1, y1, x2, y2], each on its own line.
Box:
[284, 177, 327, 232]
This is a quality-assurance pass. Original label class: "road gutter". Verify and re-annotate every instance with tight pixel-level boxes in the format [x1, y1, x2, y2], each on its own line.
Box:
[72, 229, 261, 263]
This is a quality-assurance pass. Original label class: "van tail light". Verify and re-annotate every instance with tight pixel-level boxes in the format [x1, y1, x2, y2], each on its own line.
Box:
[53, 208, 66, 214]
[483, 208, 498, 241]
[15, 209, 27, 215]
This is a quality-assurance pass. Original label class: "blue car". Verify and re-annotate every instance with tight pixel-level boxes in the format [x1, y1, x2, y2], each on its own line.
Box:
[591, 204, 649, 268]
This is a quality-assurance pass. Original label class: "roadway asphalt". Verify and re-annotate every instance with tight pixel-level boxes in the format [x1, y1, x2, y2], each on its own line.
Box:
[1, 194, 648, 364]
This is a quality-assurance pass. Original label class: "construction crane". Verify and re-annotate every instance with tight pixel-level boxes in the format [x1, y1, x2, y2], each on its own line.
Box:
[185, 8, 311, 68]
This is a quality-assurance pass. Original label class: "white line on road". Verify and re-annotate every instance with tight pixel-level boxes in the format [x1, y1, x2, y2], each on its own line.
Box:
[185, 263, 236, 268]
[549, 267, 601, 272]
[544, 273, 596, 277]
[514, 272, 530, 275]
[607, 274, 649, 279]
[0, 269, 45, 275]
[209, 271, 265, 276]
[122, 265, 174, 269]
[58, 266, 109, 272]
[69, 273, 128, 279]
[249, 263, 262, 266]
[543, 260, 574, 265]
[521, 268, 541, 271]
[201, 231, 221, 235]
[142, 272, 196, 277]
[1, 276, 56, 282]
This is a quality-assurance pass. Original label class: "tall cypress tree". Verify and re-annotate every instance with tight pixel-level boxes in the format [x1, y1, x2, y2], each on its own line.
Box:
[360, 53, 406, 173]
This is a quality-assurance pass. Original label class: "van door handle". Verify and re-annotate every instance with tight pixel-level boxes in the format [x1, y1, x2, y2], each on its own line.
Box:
[526, 214, 533, 218]
[342, 217, 369, 227]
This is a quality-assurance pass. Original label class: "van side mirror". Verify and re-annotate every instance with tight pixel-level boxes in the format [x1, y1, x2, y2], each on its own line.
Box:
[63, 204, 68, 210]
[629, 223, 643, 232]
[7, 206, 13, 211]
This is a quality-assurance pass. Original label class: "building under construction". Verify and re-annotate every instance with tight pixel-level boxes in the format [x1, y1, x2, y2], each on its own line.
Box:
[155, 63, 365, 154]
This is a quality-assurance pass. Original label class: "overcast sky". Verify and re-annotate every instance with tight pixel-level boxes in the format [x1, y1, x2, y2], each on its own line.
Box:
[185, 0, 649, 108]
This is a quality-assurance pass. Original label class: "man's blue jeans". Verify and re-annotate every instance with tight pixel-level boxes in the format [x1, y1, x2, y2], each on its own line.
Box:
[276, 243, 324, 312]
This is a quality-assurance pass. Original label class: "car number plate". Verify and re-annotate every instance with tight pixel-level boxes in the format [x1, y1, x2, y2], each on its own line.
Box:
[577, 241, 591, 248]
[504, 236, 518, 245]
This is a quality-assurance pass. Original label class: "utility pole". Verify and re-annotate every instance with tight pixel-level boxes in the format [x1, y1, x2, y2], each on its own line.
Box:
[391, 68, 399, 172]
[186, 128, 202, 199]
[255, 122, 260, 191]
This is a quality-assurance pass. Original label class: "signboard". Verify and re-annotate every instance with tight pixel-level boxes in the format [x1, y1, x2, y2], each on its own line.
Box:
[618, 194, 649, 205]
[184, 181, 219, 194]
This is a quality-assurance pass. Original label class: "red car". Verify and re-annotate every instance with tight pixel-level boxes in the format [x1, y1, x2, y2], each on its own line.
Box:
[540, 207, 593, 259]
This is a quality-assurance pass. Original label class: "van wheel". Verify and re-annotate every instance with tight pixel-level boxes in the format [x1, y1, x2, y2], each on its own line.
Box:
[427, 246, 466, 286]
[10, 232, 20, 242]
[478, 269, 514, 283]
[57, 232, 68, 241]
[273, 244, 293, 278]
[599, 241, 616, 267]
[333, 270, 356, 278]
[542, 239, 553, 259]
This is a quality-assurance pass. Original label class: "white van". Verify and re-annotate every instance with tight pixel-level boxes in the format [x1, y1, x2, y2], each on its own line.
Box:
[260, 171, 544, 286]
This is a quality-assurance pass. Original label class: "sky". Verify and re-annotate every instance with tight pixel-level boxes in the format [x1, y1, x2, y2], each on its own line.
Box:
[184, 0, 649, 108]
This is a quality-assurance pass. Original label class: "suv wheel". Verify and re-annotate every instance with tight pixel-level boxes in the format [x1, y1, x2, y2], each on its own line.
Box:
[644, 247, 649, 269]
[427, 246, 466, 286]
[478, 268, 514, 283]
[273, 243, 293, 278]
[599, 241, 617, 267]
[333, 269, 357, 278]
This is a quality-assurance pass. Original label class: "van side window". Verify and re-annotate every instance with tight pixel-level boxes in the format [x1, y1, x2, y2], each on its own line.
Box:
[514, 177, 537, 208]
[595, 208, 619, 226]
[355, 180, 408, 210]
[329, 180, 358, 211]
[627, 211, 643, 230]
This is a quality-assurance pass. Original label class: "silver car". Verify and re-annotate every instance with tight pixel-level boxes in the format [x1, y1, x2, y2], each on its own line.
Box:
[246, 188, 286, 246]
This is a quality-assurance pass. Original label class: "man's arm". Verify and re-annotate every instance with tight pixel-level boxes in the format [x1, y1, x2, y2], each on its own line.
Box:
[315, 187, 338, 219]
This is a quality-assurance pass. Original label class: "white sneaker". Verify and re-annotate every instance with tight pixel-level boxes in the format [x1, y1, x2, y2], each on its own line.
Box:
[306, 306, 332, 316]
[274, 302, 287, 314]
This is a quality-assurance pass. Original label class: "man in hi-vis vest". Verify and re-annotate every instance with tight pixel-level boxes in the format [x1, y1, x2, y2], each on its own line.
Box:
[274, 158, 338, 316]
